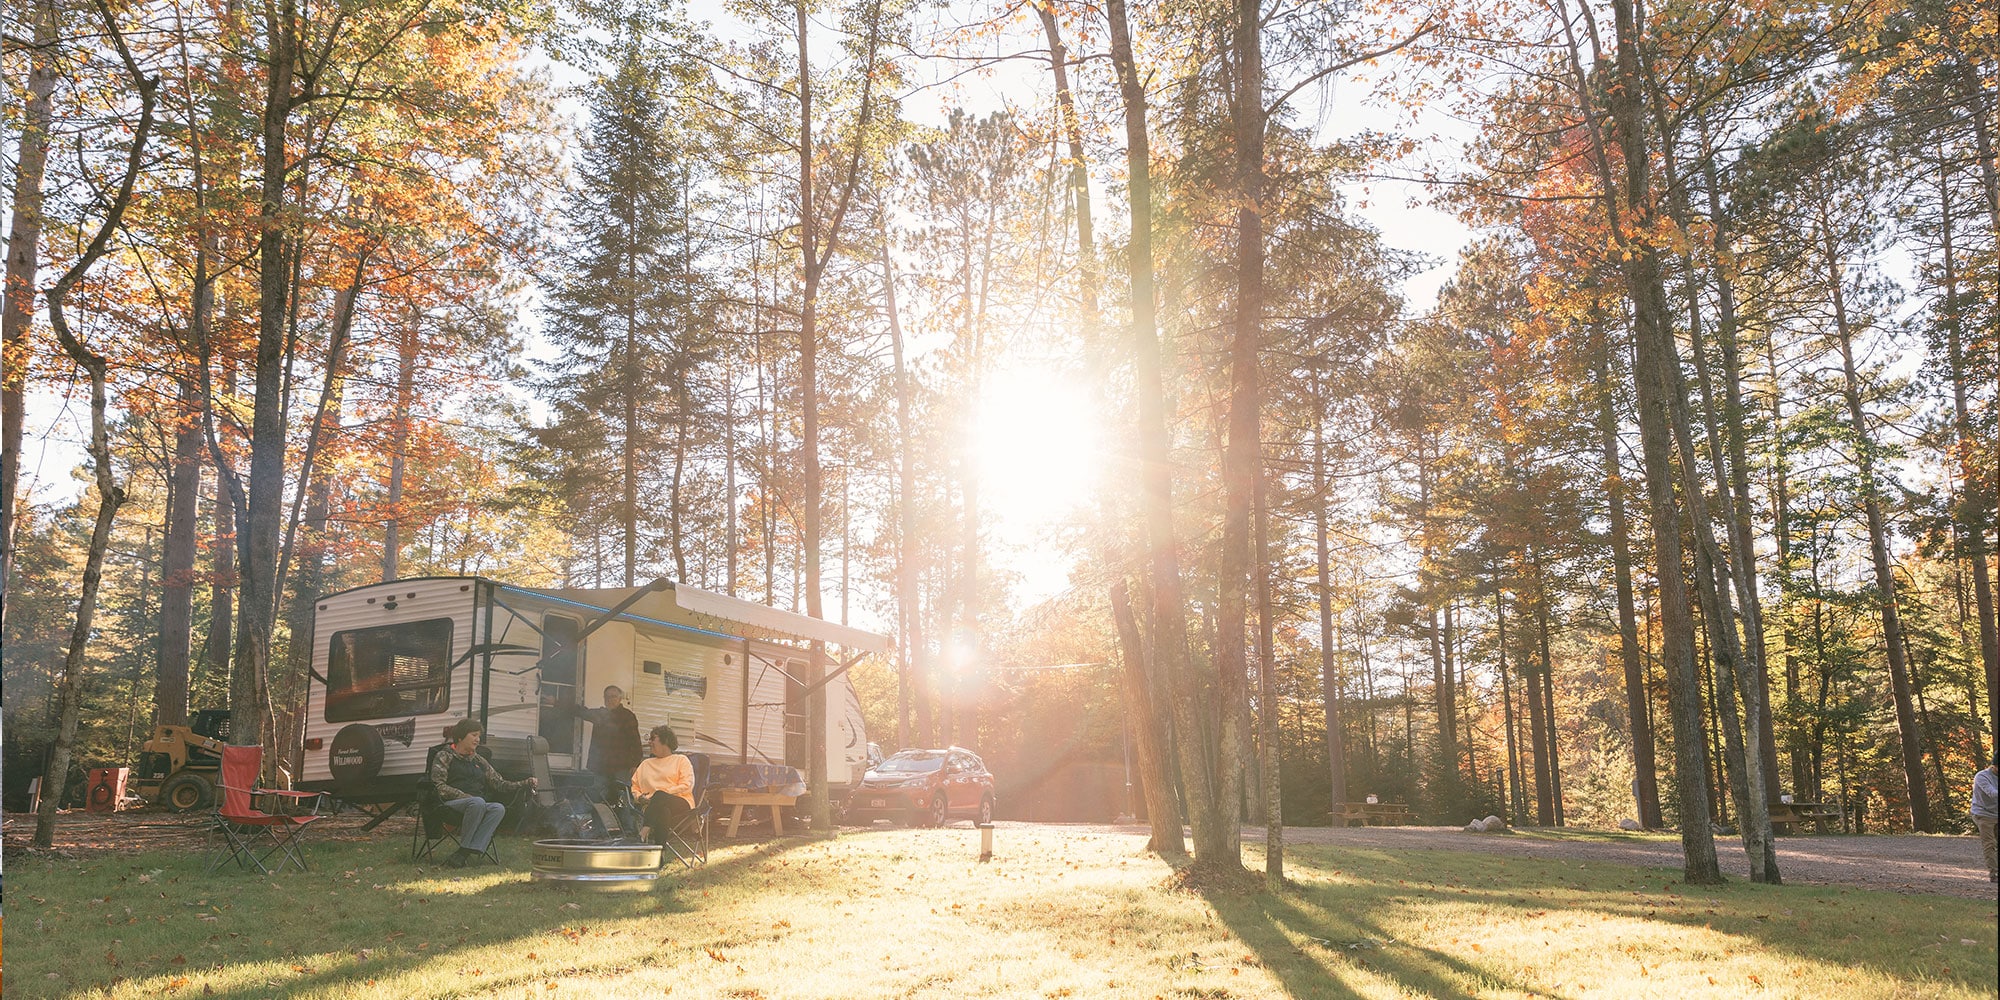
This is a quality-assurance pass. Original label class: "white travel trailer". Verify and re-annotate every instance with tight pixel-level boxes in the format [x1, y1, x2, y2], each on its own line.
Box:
[297, 576, 888, 822]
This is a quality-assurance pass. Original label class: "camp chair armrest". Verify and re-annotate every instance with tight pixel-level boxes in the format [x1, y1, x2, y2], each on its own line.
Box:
[257, 788, 331, 815]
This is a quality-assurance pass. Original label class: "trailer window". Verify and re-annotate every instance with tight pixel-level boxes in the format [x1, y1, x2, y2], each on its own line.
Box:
[324, 618, 455, 722]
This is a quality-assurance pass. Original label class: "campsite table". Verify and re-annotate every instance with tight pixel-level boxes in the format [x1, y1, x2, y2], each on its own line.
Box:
[707, 763, 804, 795]
[1335, 802, 1414, 827]
[717, 789, 796, 838]
[1766, 801, 1841, 833]
[707, 763, 804, 838]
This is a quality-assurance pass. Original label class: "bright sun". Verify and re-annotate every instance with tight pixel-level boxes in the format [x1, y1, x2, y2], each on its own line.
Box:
[973, 365, 1103, 546]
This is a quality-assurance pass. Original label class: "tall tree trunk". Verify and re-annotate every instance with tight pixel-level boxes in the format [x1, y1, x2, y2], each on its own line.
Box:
[794, 2, 831, 830]
[1037, 1, 1099, 322]
[0, 0, 59, 628]
[383, 308, 416, 581]
[1659, 269, 1777, 878]
[1107, 0, 1226, 867]
[1933, 159, 1999, 748]
[725, 353, 738, 596]
[232, 0, 300, 757]
[203, 465, 236, 700]
[1586, 0, 1722, 882]
[34, 36, 154, 847]
[1693, 119, 1783, 802]
[1112, 580, 1185, 853]
[883, 236, 918, 751]
[1314, 389, 1348, 811]
[157, 378, 204, 727]
[1214, 0, 1265, 862]
[1649, 93, 1777, 873]
[622, 229, 639, 586]
[1590, 319, 1662, 827]
[1495, 582, 1525, 823]
[1255, 462, 1281, 883]
[793, 0, 882, 829]
[1818, 206, 1933, 831]
[1525, 552, 1558, 826]
[1764, 328, 1810, 797]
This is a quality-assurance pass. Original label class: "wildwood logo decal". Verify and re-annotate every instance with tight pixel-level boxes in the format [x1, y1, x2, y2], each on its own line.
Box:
[663, 672, 708, 698]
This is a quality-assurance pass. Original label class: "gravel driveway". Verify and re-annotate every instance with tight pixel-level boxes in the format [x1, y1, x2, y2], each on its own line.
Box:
[1245, 824, 1998, 899]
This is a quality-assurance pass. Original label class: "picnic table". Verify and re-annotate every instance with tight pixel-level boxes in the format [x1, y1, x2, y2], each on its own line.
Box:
[717, 789, 796, 838]
[706, 763, 804, 838]
[1766, 800, 1841, 833]
[1335, 801, 1414, 827]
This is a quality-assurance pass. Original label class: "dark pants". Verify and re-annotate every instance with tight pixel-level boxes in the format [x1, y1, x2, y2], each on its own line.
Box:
[642, 792, 693, 842]
[602, 768, 639, 835]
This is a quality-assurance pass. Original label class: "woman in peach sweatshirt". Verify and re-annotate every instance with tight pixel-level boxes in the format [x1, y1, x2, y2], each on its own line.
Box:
[632, 724, 694, 843]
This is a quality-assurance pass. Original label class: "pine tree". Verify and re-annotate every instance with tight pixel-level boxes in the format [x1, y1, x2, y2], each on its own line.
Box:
[539, 39, 702, 586]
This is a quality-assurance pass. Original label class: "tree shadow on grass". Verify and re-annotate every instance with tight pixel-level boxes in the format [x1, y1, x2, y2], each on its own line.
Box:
[1198, 874, 1572, 1000]
[1275, 844, 1996, 994]
[34, 828, 819, 1000]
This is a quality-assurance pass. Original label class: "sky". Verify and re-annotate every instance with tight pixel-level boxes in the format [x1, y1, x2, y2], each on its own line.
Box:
[11, 2, 1473, 628]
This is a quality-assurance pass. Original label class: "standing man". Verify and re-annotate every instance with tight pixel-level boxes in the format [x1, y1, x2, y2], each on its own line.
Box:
[577, 686, 644, 832]
[1973, 754, 1998, 884]
[430, 719, 537, 868]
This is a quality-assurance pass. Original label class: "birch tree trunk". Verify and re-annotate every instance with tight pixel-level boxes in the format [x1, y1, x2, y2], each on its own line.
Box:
[35, 27, 155, 847]
[0, 0, 59, 627]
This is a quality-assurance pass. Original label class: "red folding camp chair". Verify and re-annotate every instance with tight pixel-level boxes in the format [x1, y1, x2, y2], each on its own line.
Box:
[205, 745, 328, 875]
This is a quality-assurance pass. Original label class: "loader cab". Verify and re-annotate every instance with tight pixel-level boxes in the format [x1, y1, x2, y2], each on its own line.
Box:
[189, 709, 232, 743]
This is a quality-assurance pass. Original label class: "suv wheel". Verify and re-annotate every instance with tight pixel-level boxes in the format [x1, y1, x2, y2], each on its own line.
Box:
[926, 793, 949, 828]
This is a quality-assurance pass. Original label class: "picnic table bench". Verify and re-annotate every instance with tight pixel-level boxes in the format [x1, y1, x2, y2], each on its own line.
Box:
[1766, 800, 1841, 832]
[1335, 802, 1414, 827]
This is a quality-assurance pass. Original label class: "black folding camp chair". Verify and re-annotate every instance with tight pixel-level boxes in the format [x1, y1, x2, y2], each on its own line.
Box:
[661, 752, 711, 869]
[410, 743, 500, 865]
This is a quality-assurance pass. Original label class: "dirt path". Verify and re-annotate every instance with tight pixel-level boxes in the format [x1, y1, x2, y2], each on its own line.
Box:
[2, 809, 392, 860]
[1251, 824, 1997, 899]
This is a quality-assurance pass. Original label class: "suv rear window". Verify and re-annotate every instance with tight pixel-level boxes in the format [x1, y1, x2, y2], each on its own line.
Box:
[324, 618, 454, 722]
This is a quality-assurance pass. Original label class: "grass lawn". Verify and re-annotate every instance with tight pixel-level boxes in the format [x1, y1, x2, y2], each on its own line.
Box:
[5, 824, 1995, 999]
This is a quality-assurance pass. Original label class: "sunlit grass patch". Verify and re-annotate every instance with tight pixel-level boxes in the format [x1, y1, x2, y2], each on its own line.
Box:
[7, 824, 1994, 999]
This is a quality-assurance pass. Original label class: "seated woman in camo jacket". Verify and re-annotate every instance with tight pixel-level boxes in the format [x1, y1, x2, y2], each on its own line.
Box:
[429, 719, 537, 868]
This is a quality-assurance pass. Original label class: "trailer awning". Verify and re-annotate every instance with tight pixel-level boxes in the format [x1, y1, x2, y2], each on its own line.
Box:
[670, 583, 893, 655]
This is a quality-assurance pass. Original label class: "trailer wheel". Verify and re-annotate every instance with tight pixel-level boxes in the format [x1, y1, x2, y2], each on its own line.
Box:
[161, 771, 214, 812]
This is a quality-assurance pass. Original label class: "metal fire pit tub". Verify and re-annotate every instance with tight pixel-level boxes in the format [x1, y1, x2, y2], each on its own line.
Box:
[529, 838, 664, 891]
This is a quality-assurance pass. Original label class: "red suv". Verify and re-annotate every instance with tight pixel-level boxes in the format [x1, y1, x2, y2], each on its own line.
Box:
[846, 747, 995, 827]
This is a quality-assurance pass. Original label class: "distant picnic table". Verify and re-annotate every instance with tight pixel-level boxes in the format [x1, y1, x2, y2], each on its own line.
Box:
[1335, 801, 1414, 827]
[1766, 800, 1842, 832]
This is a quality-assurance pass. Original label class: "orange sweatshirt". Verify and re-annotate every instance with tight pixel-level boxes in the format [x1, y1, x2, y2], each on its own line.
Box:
[631, 753, 694, 808]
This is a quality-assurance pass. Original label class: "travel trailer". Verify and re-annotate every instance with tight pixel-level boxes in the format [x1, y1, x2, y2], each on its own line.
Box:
[297, 577, 888, 822]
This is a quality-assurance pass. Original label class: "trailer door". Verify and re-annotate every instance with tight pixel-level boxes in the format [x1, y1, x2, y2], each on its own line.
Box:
[538, 614, 581, 763]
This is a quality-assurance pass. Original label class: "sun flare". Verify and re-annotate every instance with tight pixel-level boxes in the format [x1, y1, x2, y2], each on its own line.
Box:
[973, 366, 1104, 538]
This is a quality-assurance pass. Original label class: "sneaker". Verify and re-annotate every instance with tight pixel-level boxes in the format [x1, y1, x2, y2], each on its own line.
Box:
[443, 848, 470, 868]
